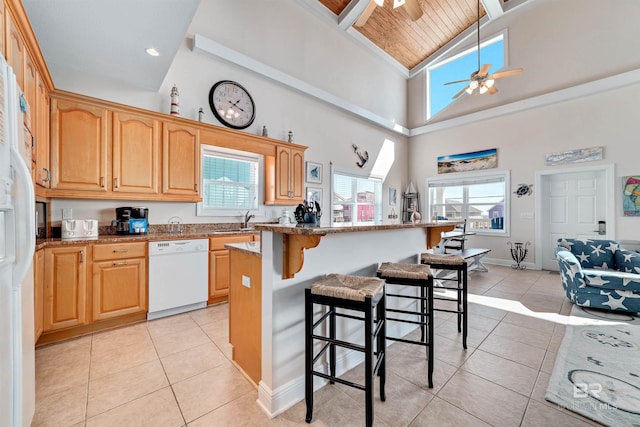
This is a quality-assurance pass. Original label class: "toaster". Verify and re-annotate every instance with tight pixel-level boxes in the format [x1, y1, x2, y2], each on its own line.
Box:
[61, 219, 99, 241]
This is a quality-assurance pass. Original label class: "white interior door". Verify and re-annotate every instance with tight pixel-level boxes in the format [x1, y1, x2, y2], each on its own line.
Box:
[539, 168, 609, 271]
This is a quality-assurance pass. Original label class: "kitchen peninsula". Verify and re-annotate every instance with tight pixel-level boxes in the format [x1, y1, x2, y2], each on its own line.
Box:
[251, 221, 457, 416]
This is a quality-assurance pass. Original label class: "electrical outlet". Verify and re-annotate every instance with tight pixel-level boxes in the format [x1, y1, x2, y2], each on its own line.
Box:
[62, 208, 73, 220]
[242, 275, 251, 288]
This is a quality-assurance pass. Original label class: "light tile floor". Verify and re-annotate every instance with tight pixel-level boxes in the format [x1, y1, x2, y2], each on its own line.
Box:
[33, 266, 605, 426]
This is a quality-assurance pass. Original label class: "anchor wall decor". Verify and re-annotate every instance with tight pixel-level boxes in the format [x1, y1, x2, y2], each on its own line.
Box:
[352, 144, 369, 168]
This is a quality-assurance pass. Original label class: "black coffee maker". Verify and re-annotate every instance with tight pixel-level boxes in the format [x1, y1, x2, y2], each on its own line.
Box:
[111, 207, 149, 235]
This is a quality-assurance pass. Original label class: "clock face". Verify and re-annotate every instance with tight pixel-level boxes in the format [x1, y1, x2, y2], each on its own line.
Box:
[208, 80, 256, 130]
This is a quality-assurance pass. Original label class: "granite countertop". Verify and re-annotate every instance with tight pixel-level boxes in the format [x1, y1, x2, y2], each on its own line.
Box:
[35, 227, 261, 250]
[225, 241, 262, 257]
[253, 221, 461, 235]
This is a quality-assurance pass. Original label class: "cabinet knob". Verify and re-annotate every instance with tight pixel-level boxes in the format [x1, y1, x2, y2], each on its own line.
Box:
[100, 177, 105, 187]
[79, 251, 84, 262]
[114, 177, 119, 188]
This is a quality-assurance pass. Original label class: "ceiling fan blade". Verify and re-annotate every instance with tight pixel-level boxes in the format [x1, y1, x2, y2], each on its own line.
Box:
[355, 0, 378, 27]
[452, 86, 469, 99]
[478, 64, 492, 77]
[487, 86, 498, 95]
[490, 68, 524, 79]
[403, 0, 423, 21]
[444, 78, 472, 85]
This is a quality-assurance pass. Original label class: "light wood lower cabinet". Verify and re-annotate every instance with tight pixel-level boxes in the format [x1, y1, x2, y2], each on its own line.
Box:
[92, 241, 147, 321]
[229, 248, 262, 385]
[208, 234, 255, 304]
[43, 245, 88, 331]
[34, 249, 44, 342]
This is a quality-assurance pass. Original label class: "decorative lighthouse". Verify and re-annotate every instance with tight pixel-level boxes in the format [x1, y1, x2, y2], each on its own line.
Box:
[170, 85, 180, 116]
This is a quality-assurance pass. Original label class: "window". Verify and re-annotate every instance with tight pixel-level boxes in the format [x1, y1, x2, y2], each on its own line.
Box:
[427, 33, 505, 119]
[197, 146, 260, 216]
[426, 170, 509, 235]
[332, 172, 382, 226]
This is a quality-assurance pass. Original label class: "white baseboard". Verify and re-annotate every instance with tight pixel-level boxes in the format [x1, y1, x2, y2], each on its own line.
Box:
[483, 257, 538, 270]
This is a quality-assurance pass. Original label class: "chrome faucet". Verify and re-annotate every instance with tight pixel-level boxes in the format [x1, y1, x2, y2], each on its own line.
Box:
[243, 211, 255, 229]
[168, 216, 183, 234]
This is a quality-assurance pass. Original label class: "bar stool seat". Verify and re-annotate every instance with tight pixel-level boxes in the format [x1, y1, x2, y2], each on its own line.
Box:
[305, 274, 386, 427]
[377, 262, 434, 388]
[420, 252, 468, 349]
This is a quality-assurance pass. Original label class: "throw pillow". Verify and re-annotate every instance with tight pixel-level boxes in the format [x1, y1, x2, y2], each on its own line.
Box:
[615, 249, 640, 274]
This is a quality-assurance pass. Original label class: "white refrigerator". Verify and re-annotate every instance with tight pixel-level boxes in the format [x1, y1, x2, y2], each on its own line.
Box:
[0, 53, 36, 427]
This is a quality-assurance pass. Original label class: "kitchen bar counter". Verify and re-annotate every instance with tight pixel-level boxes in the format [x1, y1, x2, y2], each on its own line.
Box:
[225, 241, 261, 257]
[254, 221, 459, 279]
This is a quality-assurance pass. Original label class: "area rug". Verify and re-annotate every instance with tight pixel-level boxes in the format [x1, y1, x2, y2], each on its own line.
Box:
[545, 306, 640, 426]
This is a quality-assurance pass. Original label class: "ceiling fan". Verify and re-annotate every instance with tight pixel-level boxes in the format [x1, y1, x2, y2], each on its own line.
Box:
[445, 0, 523, 99]
[355, 0, 423, 27]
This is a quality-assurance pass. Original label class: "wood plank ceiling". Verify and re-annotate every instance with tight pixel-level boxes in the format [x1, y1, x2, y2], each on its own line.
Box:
[318, 0, 487, 70]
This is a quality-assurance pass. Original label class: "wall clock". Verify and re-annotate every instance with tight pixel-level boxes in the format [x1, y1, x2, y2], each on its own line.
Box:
[208, 80, 256, 129]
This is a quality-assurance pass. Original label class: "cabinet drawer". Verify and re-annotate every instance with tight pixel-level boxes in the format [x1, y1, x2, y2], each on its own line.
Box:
[209, 235, 253, 251]
[93, 242, 147, 261]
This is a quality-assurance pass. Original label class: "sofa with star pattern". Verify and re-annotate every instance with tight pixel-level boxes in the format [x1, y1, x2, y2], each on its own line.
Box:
[555, 238, 640, 313]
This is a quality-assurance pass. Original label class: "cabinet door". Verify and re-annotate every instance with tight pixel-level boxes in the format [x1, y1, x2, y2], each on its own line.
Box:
[35, 73, 50, 188]
[43, 246, 87, 331]
[290, 148, 305, 201]
[208, 235, 253, 304]
[92, 258, 147, 321]
[275, 146, 291, 201]
[112, 111, 159, 194]
[162, 122, 199, 196]
[34, 249, 44, 342]
[209, 249, 230, 304]
[5, 12, 24, 89]
[50, 98, 109, 192]
[24, 52, 36, 132]
[0, 0, 5, 56]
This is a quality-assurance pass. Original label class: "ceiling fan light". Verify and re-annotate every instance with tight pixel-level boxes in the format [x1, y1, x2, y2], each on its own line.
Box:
[485, 79, 495, 88]
[479, 85, 488, 95]
[392, 0, 404, 8]
[469, 80, 479, 89]
[465, 87, 474, 95]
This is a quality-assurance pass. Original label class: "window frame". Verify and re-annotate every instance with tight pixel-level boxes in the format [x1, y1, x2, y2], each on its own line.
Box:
[425, 169, 510, 236]
[426, 29, 507, 120]
[196, 145, 264, 217]
[331, 168, 383, 226]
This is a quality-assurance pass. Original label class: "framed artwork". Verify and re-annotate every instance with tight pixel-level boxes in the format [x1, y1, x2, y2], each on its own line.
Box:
[389, 187, 397, 205]
[306, 161, 322, 184]
[306, 187, 323, 206]
[545, 146, 604, 166]
[437, 148, 497, 174]
[623, 176, 640, 216]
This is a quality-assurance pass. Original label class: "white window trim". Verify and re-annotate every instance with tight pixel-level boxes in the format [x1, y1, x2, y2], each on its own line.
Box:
[196, 145, 264, 217]
[331, 166, 384, 225]
[425, 169, 510, 236]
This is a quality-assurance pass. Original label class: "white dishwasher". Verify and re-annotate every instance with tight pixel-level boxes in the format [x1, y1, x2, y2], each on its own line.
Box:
[148, 239, 209, 320]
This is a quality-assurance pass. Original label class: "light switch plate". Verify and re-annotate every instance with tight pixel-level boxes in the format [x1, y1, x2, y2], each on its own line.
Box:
[242, 275, 251, 288]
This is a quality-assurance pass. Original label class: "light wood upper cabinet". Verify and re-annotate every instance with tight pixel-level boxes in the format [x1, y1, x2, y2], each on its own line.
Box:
[265, 145, 305, 205]
[43, 245, 88, 331]
[24, 51, 36, 130]
[0, 1, 5, 56]
[92, 242, 147, 321]
[162, 122, 200, 197]
[5, 11, 23, 89]
[35, 72, 50, 188]
[112, 111, 159, 194]
[50, 98, 110, 192]
[34, 249, 44, 343]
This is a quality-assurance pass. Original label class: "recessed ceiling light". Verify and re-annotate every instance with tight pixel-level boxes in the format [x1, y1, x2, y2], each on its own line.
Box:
[146, 48, 160, 57]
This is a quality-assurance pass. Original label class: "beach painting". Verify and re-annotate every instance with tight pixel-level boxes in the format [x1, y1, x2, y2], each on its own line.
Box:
[545, 146, 604, 166]
[623, 176, 640, 216]
[437, 148, 497, 174]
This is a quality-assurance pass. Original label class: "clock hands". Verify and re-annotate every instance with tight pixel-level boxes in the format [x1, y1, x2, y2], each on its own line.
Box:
[229, 100, 245, 113]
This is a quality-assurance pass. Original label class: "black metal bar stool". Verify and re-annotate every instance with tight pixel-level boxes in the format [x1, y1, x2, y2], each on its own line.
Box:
[420, 253, 468, 349]
[305, 274, 386, 427]
[376, 262, 434, 388]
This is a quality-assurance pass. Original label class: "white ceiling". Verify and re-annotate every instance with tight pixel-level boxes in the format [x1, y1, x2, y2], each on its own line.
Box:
[23, 0, 201, 91]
